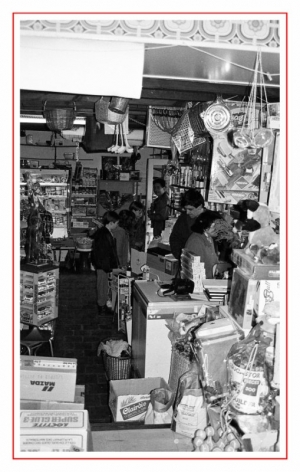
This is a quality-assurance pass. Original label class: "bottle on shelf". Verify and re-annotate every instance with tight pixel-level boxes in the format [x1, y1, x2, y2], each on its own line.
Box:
[199, 169, 205, 197]
[126, 263, 132, 277]
[120, 302, 126, 321]
[195, 169, 201, 188]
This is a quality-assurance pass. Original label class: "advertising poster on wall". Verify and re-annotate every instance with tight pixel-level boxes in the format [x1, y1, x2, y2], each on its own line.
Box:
[207, 100, 262, 204]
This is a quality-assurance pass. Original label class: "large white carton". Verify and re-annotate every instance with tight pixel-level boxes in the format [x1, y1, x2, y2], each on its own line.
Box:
[20, 356, 77, 402]
[20, 409, 93, 452]
[20, 385, 85, 411]
[109, 377, 170, 422]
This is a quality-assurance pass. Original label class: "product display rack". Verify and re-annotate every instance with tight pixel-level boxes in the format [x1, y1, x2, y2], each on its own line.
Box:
[110, 273, 134, 334]
[70, 167, 99, 235]
[20, 263, 59, 327]
[20, 168, 71, 240]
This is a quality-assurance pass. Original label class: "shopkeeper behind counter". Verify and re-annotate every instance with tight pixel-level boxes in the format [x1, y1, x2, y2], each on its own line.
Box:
[147, 178, 170, 239]
[185, 211, 223, 279]
[129, 200, 146, 251]
[169, 189, 206, 261]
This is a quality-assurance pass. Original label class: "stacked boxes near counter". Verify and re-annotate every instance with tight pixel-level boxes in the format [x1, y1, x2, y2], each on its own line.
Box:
[181, 249, 206, 293]
[20, 264, 59, 326]
[20, 410, 93, 452]
[20, 356, 92, 451]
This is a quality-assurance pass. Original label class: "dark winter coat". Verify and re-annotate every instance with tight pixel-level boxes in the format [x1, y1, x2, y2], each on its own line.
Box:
[149, 192, 170, 237]
[91, 226, 119, 273]
[169, 212, 198, 260]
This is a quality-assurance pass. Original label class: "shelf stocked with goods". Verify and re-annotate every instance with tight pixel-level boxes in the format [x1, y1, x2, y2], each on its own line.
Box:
[98, 155, 139, 216]
[70, 166, 99, 235]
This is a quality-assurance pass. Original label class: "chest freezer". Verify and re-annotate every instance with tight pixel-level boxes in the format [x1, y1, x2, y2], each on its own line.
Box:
[131, 280, 220, 382]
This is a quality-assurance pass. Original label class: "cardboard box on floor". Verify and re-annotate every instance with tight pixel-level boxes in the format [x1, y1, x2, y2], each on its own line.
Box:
[20, 385, 85, 411]
[20, 409, 93, 452]
[20, 356, 77, 402]
[109, 377, 170, 422]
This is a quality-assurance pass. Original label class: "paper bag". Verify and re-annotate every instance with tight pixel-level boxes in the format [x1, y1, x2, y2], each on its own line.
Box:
[144, 388, 174, 425]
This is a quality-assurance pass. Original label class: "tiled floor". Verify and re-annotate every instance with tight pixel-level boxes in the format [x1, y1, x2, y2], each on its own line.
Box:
[51, 269, 126, 423]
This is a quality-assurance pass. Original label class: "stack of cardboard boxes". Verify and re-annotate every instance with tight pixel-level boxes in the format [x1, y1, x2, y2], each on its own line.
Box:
[20, 356, 93, 452]
[181, 249, 206, 293]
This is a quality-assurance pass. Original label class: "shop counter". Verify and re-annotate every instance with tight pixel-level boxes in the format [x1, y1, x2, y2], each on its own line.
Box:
[91, 423, 192, 452]
[132, 280, 220, 382]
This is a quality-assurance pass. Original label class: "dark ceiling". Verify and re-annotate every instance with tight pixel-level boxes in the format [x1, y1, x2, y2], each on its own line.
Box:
[20, 76, 280, 132]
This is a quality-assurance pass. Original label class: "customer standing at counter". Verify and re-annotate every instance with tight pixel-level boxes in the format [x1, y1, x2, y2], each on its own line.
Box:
[91, 211, 119, 315]
[170, 189, 206, 261]
[147, 178, 170, 239]
[129, 201, 146, 251]
[112, 209, 135, 269]
[185, 211, 222, 279]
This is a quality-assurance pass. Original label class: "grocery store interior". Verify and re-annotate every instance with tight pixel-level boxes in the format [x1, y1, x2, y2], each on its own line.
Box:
[19, 18, 282, 455]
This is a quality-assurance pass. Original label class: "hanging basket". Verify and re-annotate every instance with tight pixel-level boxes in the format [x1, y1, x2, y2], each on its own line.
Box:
[44, 101, 76, 131]
[95, 98, 128, 125]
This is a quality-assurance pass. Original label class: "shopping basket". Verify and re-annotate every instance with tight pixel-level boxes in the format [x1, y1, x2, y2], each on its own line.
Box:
[100, 337, 132, 380]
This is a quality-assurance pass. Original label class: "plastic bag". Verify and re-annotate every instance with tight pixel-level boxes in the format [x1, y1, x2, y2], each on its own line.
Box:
[227, 323, 272, 415]
[144, 388, 174, 425]
[171, 363, 207, 438]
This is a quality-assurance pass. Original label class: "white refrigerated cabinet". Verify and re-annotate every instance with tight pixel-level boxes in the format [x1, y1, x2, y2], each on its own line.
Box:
[131, 280, 219, 382]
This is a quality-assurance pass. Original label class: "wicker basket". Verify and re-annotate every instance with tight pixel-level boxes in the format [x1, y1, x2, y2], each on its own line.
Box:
[95, 98, 128, 125]
[76, 237, 93, 250]
[168, 347, 191, 392]
[101, 338, 132, 380]
[44, 101, 76, 131]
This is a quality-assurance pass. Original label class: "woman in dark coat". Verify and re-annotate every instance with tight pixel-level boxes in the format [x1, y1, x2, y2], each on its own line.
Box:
[185, 211, 222, 279]
[91, 211, 119, 314]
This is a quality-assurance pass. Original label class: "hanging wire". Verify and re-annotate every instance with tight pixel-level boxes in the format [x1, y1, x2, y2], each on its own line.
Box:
[187, 44, 279, 78]
[129, 117, 147, 127]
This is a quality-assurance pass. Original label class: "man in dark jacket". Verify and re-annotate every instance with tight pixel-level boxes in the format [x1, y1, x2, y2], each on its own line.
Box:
[91, 211, 119, 314]
[169, 189, 205, 261]
[147, 178, 170, 238]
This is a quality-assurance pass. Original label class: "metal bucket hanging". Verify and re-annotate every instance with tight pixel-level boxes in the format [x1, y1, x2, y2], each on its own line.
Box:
[108, 97, 130, 114]
[95, 97, 128, 125]
[43, 101, 76, 132]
